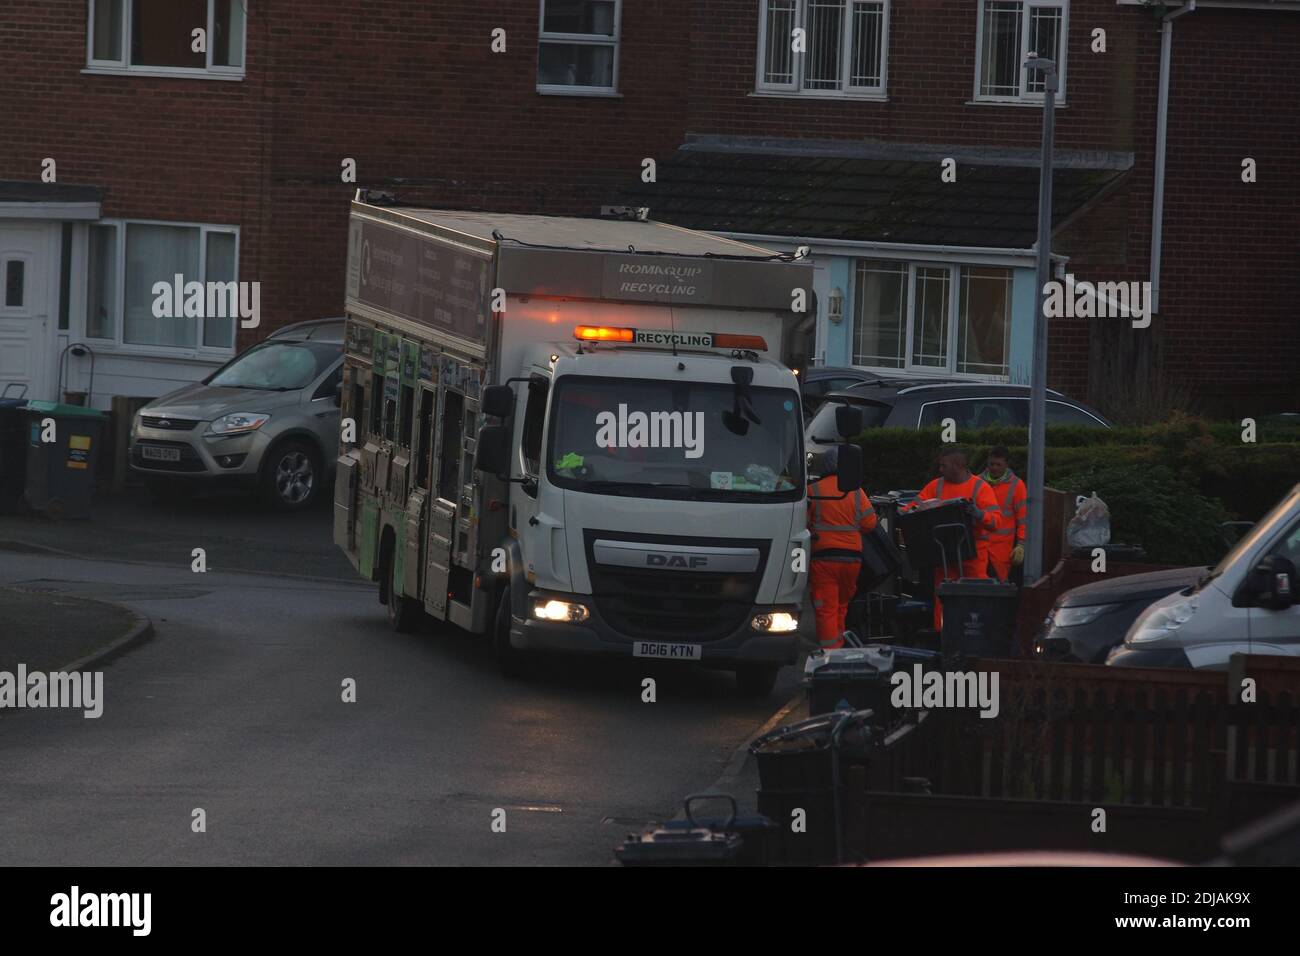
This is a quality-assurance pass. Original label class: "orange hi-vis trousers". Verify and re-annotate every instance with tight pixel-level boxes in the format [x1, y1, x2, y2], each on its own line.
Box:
[811, 559, 861, 650]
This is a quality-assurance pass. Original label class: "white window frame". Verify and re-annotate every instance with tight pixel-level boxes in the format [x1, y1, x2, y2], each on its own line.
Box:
[536, 0, 622, 96]
[755, 0, 890, 99]
[973, 0, 1068, 105]
[85, 218, 241, 359]
[85, 0, 247, 80]
[851, 258, 1013, 381]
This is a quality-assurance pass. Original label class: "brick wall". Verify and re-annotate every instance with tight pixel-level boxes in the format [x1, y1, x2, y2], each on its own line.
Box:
[1, 1, 1294, 414]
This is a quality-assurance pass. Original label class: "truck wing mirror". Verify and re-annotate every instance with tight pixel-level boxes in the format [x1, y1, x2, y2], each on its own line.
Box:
[1252, 555, 1296, 611]
[482, 385, 514, 419]
[475, 424, 511, 476]
[835, 404, 864, 439]
[835, 442, 863, 495]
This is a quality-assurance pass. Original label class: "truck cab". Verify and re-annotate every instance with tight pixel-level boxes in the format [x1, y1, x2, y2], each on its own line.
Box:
[477, 330, 812, 693]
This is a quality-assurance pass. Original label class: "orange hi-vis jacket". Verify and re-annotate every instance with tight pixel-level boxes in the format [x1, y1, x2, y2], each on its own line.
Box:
[916, 474, 1001, 548]
[807, 475, 878, 559]
[981, 469, 1027, 559]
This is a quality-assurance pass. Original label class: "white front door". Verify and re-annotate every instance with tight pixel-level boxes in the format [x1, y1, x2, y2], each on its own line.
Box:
[0, 221, 55, 401]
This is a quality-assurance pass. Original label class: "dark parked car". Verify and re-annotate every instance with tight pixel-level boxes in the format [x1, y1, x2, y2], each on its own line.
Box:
[799, 366, 897, 417]
[804, 380, 1111, 458]
[1032, 567, 1208, 663]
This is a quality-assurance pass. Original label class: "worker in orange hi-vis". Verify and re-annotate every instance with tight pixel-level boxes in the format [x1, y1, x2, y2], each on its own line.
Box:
[980, 445, 1027, 582]
[807, 446, 878, 651]
[904, 448, 1001, 630]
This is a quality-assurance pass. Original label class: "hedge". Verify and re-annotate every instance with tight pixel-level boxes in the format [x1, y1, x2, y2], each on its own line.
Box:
[849, 417, 1299, 560]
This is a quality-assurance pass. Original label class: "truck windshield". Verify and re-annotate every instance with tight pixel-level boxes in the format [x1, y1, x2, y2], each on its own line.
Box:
[546, 375, 804, 502]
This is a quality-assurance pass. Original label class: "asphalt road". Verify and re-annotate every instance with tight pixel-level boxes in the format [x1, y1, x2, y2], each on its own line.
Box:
[0, 493, 800, 865]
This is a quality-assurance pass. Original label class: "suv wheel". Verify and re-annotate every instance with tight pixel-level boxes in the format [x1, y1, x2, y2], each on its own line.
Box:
[262, 439, 319, 511]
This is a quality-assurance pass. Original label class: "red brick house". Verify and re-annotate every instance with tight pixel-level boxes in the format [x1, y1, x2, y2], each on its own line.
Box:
[0, 0, 1294, 418]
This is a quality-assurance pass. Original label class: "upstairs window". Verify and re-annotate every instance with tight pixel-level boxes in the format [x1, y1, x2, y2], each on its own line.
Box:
[757, 0, 889, 97]
[88, 0, 246, 77]
[976, 0, 1067, 103]
[537, 0, 620, 94]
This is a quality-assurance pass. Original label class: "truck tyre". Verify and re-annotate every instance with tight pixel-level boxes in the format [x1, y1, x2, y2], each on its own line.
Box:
[261, 439, 320, 512]
[381, 541, 421, 634]
[493, 587, 531, 679]
[735, 664, 779, 698]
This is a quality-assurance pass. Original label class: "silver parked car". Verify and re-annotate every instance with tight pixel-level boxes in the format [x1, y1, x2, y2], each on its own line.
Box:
[130, 319, 344, 510]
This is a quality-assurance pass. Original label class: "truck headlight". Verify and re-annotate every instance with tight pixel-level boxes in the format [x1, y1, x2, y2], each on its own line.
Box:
[206, 412, 271, 436]
[1128, 598, 1197, 645]
[533, 599, 589, 623]
[752, 611, 798, 633]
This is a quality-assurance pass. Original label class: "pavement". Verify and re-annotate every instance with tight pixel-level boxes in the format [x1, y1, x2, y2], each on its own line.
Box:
[0, 487, 811, 865]
[0, 482, 352, 581]
[0, 581, 152, 673]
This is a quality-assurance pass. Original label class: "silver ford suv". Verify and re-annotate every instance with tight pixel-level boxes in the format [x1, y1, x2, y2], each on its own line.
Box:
[130, 319, 343, 510]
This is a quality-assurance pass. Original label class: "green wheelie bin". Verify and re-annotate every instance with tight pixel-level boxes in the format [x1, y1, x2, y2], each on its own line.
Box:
[22, 400, 106, 519]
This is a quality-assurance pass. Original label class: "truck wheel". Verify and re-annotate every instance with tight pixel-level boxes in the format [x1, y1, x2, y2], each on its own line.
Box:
[262, 439, 319, 512]
[735, 664, 779, 698]
[381, 543, 421, 634]
[493, 587, 531, 679]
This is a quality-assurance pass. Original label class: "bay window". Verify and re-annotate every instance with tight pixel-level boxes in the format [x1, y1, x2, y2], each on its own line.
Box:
[757, 0, 889, 97]
[86, 220, 240, 354]
[852, 260, 1012, 378]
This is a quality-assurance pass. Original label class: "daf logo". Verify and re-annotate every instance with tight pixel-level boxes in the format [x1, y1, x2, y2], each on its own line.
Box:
[645, 553, 707, 569]
[157, 419, 171, 427]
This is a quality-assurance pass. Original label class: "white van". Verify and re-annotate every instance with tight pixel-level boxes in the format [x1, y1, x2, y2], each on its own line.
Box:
[1107, 484, 1300, 669]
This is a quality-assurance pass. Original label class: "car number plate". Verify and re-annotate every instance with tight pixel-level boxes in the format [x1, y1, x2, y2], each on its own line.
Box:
[141, 446, 181, 462]
[632, 641, 702, 661]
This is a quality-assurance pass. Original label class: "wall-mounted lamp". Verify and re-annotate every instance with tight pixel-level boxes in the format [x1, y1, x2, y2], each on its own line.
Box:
[827, 287, 845, 325]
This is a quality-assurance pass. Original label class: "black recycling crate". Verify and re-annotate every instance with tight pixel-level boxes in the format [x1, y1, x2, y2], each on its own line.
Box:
[615, 795, 774, 866]
[845, 590, 898, 640]
[805, 645, 895, 718]
[858, 524, 903, 591]
[895, 499, 975, 572]
[751, 711, 875, 865]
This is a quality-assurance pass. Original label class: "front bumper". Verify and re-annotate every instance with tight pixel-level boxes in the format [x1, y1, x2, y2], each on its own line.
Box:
[1104, 644, 1194, 669]
[512, 589, 800, 666]
[130, 425, 268, 480]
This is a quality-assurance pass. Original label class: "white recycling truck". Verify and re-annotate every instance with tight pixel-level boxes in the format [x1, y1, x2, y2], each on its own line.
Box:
[333, 192, 862, 694]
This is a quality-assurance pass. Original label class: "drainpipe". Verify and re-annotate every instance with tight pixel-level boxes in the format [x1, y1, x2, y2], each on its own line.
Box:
[1150, 0, 1196, 314]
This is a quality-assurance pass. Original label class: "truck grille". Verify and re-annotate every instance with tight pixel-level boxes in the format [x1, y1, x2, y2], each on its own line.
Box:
[583, 530, 768, 642]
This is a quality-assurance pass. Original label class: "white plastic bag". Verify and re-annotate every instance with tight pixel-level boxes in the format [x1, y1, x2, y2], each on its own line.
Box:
[1067, 492, 1111, 549]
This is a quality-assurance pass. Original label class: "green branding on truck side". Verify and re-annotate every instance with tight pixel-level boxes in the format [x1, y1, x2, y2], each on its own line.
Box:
[360, 497, 379, 579]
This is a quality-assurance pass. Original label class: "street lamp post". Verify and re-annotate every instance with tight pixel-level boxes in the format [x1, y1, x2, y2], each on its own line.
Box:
[1023, 53, 1058, 585]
